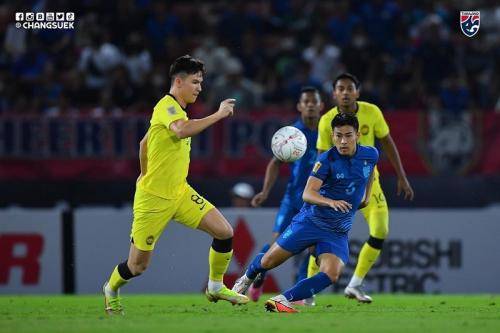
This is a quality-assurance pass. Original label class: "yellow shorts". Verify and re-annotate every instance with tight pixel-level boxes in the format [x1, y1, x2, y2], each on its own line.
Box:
[131, 184, 215, 251]
[360, 176, 389, 239]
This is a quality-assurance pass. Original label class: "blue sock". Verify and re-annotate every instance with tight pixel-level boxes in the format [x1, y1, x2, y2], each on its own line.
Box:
[295, 254, 309, 283]
[282, 272, 332, 301]
[252, 244, 271, 287]
[260, 244, 271, 253]
[245, 253, 267, 280]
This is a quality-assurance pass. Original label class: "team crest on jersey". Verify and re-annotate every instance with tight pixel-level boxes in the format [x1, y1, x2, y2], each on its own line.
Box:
[360, 124, 369, 135]
[146, 235, 154, 245]
[460, 11, 480, 37]
[312, 161, 322, 173]
[168, 106, 177, 115]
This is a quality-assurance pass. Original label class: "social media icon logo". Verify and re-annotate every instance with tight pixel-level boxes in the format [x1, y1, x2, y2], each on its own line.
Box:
[46, 12, 54, 21]
[36, 12, 44, 21]
[56, 12, 64, 21]
[26, 12, 34, 21]
[66, 12, 74, 21]
[15, 12, 24, 21]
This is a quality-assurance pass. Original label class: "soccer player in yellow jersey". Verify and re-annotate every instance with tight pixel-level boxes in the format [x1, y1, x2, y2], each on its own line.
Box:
[102, 55, 249, 315]
[308, 73, 414, 303]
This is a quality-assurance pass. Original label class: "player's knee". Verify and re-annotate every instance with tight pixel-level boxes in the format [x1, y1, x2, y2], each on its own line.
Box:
[215, 224, 233, 239]
[321, 268, 340, 283]
[367, 235, 385, 250]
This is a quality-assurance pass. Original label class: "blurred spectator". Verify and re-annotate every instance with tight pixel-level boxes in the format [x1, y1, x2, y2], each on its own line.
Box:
[230, 182, 255, 207]
[0, 1, 498, 113]
[123, 33, 152, 86]
[302, 33, 341, 84]
[209, 57, 263, 111]
[192, 35, 231, 82]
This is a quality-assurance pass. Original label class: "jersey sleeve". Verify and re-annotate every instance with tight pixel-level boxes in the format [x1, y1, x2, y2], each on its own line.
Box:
[316, 113, 333, 152]
[373, 105, 390, 139]
[310, 151, 330, 181]
[154, 100, 186, 129]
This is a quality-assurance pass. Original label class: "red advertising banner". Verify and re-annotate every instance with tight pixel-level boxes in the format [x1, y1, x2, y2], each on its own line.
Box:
[0, 110, 498, 180]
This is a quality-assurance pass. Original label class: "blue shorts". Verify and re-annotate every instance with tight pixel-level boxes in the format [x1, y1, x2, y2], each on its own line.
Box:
[276, 221, 349, 265]
[273, 200, 300, 234]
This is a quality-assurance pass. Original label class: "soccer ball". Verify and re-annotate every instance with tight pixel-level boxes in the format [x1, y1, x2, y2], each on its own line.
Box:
[271, 126, 308, 162]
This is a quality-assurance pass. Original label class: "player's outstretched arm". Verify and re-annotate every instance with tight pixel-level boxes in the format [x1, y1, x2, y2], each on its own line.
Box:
[170, 99, 236, 139]
[302, 176, 352, 213]
[251, 157, 282, 207]
[379, 134, 415, 200]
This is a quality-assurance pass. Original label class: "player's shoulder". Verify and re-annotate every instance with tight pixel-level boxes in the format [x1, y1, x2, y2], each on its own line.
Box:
[154, 94, 186, 116]
[358, 144, 379, 161]
[318, 107, 338, 128]
[358, 101, 383, 114]
[291, 119, 305, 130]
[319, 147, 338, 162]
[322, 107, 339, 119]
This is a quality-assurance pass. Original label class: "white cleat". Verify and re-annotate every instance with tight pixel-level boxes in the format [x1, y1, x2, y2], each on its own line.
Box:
[344, 285, 373, 303]
[232, 275, 254, 295]
[304, 295, 316, 307]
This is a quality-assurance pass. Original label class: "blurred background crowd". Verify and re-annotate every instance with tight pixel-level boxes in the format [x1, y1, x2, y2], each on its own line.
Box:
[1, 0, 500, 208]
[1, 0, 499, 116]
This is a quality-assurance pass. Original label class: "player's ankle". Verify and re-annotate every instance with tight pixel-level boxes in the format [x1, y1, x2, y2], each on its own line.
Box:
[105, 283, 118, 297]
[348, 275, 363, 288]
[208, 280, 223, 293]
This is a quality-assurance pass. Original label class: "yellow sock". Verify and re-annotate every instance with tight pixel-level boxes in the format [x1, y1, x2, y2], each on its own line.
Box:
[108, 266, 129, 291]
[307, 255, 319, 278]
[208, 248, 233, 282]
[353, 243, 381, 279]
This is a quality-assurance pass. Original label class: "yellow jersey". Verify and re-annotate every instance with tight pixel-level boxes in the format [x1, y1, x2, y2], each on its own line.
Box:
[137, 94, 191, 199]
[317, 101, 389, 178]
[317, 101, 389, 150]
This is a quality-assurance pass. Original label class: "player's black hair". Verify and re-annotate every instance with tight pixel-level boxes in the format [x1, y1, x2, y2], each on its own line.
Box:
[299, 86, 322, 101]
[169, 55, 205, 82]
[333, 72, 360, 89]
[331, 112, 359, 131]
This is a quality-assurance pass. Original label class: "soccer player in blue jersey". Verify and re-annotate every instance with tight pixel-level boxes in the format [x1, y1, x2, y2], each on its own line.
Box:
[247, 87, 323, 302]
[233, 112, 378, 313]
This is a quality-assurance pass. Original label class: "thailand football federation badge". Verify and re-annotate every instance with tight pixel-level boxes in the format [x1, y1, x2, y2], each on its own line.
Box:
[460, 11, 480, 37]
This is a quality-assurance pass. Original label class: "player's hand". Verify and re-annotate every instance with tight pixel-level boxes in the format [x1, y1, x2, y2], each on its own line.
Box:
[329, 200, 352, 213]
[397, 176, 414, 201]
[251, 192, 268, 207]
[358, 199, 369, 209]
[216, 98, 236, 119]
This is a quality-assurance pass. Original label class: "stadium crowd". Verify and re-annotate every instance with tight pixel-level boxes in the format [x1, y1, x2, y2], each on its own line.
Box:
[1, 0, 499, 115]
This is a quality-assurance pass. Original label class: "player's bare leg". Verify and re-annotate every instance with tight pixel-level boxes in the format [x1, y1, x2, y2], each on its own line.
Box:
[104, 244, 152, 315]
[198, 208, 249, 305]
[248, 232, 281, 301]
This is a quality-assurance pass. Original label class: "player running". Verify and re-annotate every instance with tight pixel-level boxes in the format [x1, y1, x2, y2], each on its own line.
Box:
[308, 73, 414, 303]
[247, 87, 323, 303]
[102, 55, 248, 315]
[233, 113, 378, 313]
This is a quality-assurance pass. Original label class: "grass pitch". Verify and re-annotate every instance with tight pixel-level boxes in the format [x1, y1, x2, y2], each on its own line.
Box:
[1, 294, 499, 333]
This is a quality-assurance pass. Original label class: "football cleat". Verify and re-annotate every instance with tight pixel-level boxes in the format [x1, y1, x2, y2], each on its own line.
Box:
[344, 285, 373, 303]
[265, 295, 299, 313]
[103, 281, 124, 315]
[248, 283, 264, 302]
[304, 295, 316, 306]
[231, 275, 254, 295]
[206, 285, 249, 305]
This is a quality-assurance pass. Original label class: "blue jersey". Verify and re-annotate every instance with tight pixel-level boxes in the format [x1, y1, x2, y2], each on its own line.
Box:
[282, 119, 318, 210]
[295, 144, 379, 233]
